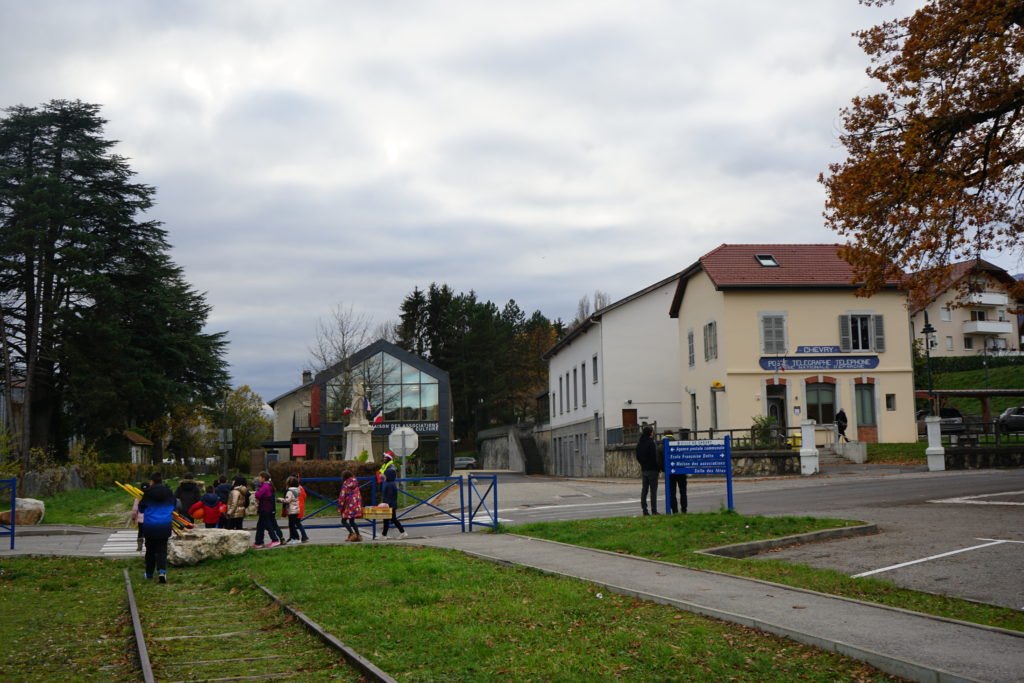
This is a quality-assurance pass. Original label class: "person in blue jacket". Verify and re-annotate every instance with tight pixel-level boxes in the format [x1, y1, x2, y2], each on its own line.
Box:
[138, 471, 176, 583]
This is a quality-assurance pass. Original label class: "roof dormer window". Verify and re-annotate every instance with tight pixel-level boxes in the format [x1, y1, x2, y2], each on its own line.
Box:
[755, 254, 779, 267]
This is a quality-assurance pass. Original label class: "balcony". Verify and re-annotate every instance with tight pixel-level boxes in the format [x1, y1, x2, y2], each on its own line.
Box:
[962, 320, 1014, 335]
[966, 291, 1008, 307]
[292, 411, 316, 432]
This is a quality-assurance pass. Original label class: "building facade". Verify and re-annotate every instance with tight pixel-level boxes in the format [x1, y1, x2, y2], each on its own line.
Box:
[543, 272, 682, 475]
[669, 244, 917, 443]
[909, 259, 1022, 358]
[268, 340, 453, 473]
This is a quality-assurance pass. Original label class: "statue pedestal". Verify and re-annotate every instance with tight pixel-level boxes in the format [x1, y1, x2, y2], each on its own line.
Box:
[344, 423, 374, 461]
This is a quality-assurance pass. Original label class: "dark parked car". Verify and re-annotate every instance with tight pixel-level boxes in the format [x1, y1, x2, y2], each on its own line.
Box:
[916, 407, 965, 435]
[453, 456, 477, 470]
[996, 406, 1024, 433]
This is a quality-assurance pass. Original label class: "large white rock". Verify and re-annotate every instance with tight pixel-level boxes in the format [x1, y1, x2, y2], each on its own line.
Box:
[167, 528, 250, 566]
[0, 498, 46, 525]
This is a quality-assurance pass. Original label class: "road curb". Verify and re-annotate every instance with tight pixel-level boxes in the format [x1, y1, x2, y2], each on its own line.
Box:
[696, 523, 879, 558]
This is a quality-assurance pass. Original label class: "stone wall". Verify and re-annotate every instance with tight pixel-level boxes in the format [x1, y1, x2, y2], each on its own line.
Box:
[477, 426, 511, 470]
[943, 447, 1024, 469]
[605, 445, 798, 477]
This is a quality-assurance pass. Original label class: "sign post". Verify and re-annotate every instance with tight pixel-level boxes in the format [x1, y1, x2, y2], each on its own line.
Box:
[663, 435, 733, 511]
[388, 426, 419, 480]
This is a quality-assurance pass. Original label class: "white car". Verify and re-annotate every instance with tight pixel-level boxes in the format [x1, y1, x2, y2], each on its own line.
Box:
[453, 456, 477, 470]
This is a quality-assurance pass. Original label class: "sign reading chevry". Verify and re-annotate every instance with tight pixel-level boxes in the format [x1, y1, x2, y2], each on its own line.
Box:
[663, 437, 734, 511]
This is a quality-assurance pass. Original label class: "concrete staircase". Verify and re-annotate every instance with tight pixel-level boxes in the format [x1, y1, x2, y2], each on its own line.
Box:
[817, 443, 854, 465]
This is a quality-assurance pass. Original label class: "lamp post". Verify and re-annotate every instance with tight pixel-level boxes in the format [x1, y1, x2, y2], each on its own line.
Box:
[921, 313, 936, 415]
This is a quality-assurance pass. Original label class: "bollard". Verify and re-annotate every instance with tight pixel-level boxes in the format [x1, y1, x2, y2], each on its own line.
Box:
[925, 416, 945, 471]
[799, 420, 819, 475]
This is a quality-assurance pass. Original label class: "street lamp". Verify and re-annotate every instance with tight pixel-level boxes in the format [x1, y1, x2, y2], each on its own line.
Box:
[920, 313, 936, 415]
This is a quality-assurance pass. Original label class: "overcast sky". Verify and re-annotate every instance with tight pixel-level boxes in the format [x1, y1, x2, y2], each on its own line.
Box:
[3, 1, 1014, 401]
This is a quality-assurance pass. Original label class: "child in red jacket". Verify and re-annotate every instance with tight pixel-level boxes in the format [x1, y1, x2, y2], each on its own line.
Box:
[189, 485, 227, 528]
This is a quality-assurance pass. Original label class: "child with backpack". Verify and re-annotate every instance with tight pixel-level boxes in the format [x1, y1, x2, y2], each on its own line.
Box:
[189, 485, 227, 528]
[337, 470, 363, 542]
[225, 475, 249, 530]
[278, 476, 310, 543]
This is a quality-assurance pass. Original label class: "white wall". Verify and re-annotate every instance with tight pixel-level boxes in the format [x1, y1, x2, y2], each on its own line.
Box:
[602, 281, 681, 430]
[549, 323, 603, 430]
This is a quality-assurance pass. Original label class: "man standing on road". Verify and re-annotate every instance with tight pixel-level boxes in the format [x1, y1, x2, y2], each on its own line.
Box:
[636, 425, 660, 515]
[663, 431, 687, 514]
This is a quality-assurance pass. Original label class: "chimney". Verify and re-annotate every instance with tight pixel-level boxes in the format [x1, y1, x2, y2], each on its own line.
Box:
[302, 370, 312, 385]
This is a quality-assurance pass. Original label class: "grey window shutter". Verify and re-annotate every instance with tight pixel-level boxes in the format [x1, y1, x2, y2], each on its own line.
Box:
[873, 314, 886, 352]
[839, 315, 851, 352]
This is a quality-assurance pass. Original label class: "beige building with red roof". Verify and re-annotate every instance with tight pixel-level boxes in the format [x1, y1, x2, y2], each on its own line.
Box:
[669, 244, 917, 443]
[909, 258, 1022, 358]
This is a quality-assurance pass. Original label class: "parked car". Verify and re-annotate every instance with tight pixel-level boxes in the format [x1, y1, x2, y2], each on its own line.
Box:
[453, 456, 477, 470]
[996, 406, 1024, 433]
[916, 407, 965, 435]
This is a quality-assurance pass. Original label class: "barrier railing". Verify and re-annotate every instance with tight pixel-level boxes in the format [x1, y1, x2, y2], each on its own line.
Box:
[294, 475, 482, 539]
[468, 474, 498, 531]
[0, 478, 14, 550]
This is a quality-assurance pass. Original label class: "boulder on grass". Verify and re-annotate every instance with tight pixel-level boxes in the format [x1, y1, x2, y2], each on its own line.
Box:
[0, 498, 46, 525]
[167, 528, 250, 566]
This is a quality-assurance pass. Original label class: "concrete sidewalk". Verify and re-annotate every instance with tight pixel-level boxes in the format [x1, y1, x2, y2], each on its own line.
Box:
[417, 533, 1024, 683]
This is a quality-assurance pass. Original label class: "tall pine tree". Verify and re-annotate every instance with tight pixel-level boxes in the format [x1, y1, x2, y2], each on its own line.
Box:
[0, 100, 228, 462]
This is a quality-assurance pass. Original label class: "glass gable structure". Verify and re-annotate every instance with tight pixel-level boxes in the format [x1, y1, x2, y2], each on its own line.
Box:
[325, 351, 441, 422]
[315, 340, 452, 473]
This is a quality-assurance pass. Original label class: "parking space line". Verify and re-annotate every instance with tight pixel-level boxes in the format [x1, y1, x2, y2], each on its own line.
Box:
[852, 540, 1006, 578]
[928, 490, 1024, 506]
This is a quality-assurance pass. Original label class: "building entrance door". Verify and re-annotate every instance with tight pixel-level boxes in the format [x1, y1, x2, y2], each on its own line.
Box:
[766, 385, 787, 430]
[622, 408, 638, 442]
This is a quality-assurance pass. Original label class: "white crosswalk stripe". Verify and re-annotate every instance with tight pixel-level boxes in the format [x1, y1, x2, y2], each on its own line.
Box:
[101, 529, 143, 555]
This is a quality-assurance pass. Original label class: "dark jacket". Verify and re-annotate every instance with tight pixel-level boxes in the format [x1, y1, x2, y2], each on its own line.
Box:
[175, 479, 203, 514]
[139, 483, 176, 539]
[381, 465, 399, 508]
[635, 433, 659, 471]
[214, 481, 232, 504]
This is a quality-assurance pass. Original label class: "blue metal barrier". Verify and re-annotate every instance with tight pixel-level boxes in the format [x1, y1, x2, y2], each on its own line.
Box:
[295, 475, 472, 539]
[468, 474, 498, 531]
[0, 478, 15, 549]
[295, 477, 377, 540]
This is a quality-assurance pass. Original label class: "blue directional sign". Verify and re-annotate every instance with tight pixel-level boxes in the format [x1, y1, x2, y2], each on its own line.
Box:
[663, 436, 733, 511]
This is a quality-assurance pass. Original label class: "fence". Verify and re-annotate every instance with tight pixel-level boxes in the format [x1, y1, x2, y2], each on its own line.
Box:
[932, 421, 1024, 448]
[295, 475, 497, 539]
[1, 478, 14, 550]
[685, 425, 837, 451]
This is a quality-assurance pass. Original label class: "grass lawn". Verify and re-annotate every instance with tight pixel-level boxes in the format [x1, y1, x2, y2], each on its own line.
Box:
[0, 548, 901, 682]
[866, 442, 926, 464]
[512, 512, 1024, 633]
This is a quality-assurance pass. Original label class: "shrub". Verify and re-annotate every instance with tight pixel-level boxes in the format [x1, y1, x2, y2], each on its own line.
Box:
[268, 459, 380, 498]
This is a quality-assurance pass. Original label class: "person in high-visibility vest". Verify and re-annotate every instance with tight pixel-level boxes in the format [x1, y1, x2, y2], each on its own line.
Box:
[378, 452, 407, 539]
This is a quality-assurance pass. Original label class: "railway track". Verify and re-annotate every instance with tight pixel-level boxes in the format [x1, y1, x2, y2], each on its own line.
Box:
[122, 569, 383, 682]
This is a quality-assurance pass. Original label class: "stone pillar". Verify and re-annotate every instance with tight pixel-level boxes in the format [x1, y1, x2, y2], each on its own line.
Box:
[925, 416, 945, 471]
[799, 420, 819, 475]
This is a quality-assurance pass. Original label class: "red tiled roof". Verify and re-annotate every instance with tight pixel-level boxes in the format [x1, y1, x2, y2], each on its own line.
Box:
[909, 258, 1017, 313]
[699, 243, 899, 288]
[124, 430, 153, 446]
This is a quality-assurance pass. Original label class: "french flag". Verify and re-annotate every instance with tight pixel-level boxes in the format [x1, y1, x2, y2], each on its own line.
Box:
[364, 397, 372, 411]
[343, 407, 353, 416]
[371, 407, 384, 424]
